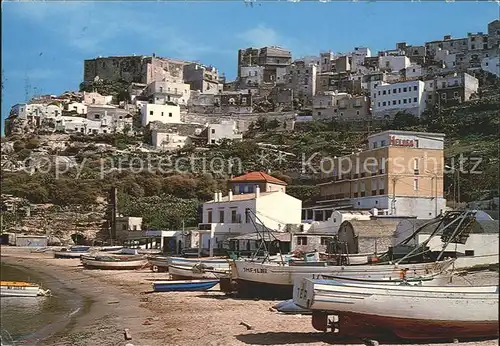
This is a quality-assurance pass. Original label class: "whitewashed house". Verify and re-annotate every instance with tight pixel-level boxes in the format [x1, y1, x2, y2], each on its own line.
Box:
[66, 102, 87, 115]
[207, 121, 243, 144]
[140, 103, 181, 126]
[197, 172, 301, 255]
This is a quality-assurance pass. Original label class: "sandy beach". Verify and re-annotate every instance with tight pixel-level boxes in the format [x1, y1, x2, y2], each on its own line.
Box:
[1, 247, 498, 346]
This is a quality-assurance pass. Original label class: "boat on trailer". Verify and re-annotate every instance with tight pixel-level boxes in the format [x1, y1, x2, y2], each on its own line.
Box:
[152, 279, 219, 292]
[81, 255, 148, 270]
[0, 281, 51, 297]
[293, 278, 499, 341]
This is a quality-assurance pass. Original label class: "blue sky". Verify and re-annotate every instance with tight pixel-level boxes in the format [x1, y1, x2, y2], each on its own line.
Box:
[1, 1, 498, 133]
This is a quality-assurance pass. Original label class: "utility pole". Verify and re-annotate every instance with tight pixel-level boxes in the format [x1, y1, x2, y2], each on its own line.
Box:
[391, 177, 398, 215]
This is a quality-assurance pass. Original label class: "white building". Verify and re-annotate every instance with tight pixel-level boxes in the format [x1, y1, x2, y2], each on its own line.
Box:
[435, 49, 458, 69]
[481, 55, 500, 77]
[372, 80, 426, 118]
[378, 55, 411, 72]
[140, 103, 181, 126]
[305, 210, 372, 233]
[199, 187, 302, 253]
[66, 102, 87, 115]
[56, 116, 103, 134]
[83, 91, 113, 106]
[145, 81, 191, 106]
[151, 130, 190, 151]
[207, 121, 243, 144]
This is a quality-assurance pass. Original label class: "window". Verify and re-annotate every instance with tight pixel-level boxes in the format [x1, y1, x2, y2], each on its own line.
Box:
[245, 210, 250, 223]
[211, 129, 215, 134]
[393, 88, 397, 94]
[317, 111, 321, 116]
[373, 142, 378, 149]
[398, 100, 401, 104]
[398, 88, 401, 93]
[403, 99, 407, 104]
[378, 102, 380, 107]
[211, 139, 216, 144]
[122, 224, 127, 231]
[207, 210, 212, 223]
[297, 236, 308, 245]
[381, 140, 386, 147]
[242, 97, 247, 103]
[133, 225, 137, 231]
[320, 237, 330, 246]
[219, 210, 225, 223]
[403, 87, 407, 92]
[378, 91, 381, 96]
[413, 86, 417, 91]
[408, 98, 412, 103]
[454, 91, 459, 98]
[383, 101, 386, 106]
[383, 90, 386, 95]
[413, 178, 419, 191]
[169, 113, 172, 117]
[413, 97, 417, 103]
[231, 209, 238, 223]
[392, 100, 397, 105]
[340, 112, 344, 116]
[149, 110, 153, 115]
[356, 110, 360, 115]
[471, 44, 475, 50]
[465, 250, 475, 257]
[388, 90, 391, 94]
[161, 112, 164, 116]
[441, 93, 447, 99]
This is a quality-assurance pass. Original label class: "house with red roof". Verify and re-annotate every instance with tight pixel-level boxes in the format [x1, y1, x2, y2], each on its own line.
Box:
[197, 171, 301, 255]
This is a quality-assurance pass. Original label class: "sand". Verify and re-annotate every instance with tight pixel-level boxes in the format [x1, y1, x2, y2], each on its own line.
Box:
[1, 247, 498, 346]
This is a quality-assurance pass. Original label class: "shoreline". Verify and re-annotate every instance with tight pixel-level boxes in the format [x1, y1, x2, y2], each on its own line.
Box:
[1, 246, 499, 346]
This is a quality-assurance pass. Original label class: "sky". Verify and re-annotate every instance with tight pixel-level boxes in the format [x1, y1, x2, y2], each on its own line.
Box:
[1, 1, 498, 133]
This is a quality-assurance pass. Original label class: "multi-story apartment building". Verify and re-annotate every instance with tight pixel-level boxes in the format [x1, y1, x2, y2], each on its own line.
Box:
[312, 92, 370, 121]
[371, 80, 426, 118]
[428, 72, 479, 108]
[315, 130, 446, 219]
[285, 59, 317, 105]
[183, 63, 221, 94]
[237, 46, 292, 85]
[143, 80, 191, 106]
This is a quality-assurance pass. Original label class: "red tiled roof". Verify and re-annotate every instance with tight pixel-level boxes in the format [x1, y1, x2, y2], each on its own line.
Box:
[229, 172, 287, 185]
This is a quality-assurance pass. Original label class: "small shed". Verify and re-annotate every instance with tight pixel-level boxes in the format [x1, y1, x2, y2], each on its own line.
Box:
[338, 219, 400, 254]
[15, 235, 48, 247]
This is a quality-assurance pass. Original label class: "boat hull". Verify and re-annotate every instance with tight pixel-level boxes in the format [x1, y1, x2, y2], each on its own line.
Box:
[169, 264, 230, 280]
[153, 280, 219, 292]
[54, 251, 89, 258]
[81, 258, 148, 270]
[311, 311, 499, 341]
[232, 259, 454, 298]
[295, 279, 498, 341]
[0, 285, 40, 297]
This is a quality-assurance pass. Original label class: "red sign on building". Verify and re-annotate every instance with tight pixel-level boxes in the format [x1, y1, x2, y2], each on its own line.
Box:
[390, 136, 415, 147]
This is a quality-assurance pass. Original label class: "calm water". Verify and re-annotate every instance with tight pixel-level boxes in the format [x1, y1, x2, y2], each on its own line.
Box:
[0, 262, 83, 344]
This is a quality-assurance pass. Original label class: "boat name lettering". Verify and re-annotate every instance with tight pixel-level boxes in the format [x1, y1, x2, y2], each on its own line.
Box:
[243, 267, 268, 274]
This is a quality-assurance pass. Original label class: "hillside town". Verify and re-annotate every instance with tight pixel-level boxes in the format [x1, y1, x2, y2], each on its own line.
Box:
[1, 11, 500, 346]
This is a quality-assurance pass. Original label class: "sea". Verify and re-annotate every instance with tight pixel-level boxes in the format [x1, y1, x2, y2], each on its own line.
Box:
[0, 262, 84, 345]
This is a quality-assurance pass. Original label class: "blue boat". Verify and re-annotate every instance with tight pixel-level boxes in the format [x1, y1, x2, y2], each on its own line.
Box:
[152, 280, 219, 292]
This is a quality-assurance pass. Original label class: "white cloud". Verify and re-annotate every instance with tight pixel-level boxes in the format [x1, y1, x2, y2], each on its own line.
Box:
[236, 24, 282, 48]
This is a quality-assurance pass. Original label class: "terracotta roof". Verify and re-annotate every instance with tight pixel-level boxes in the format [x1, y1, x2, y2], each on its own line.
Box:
[229, 172, 287, 185]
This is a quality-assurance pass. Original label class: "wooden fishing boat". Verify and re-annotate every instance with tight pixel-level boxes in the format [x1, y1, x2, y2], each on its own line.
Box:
[293, 278, 499, 341]
[81, 255, 148, 270]
[148, 256, 170, 272]
[152, 279, 219, 292]
[54, 246, 90, 258]
[231, 258, 455, 298]
[169, 256, 230, 270]
[169, 264, 230, 280]
[0, 281, 51, 297]
[319, 272, 452, 286]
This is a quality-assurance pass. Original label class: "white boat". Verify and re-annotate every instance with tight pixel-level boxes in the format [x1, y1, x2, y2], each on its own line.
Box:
[169, 257, 231, 270]
[148, 256, 170, 272]
[293, 278, 499, 341]
[81, 255, 148, 270]
[231, 258, 455, 298]
[169, 264, 230, 280]
[54, 246, 90, 258]
[0, 281, 51, 297]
